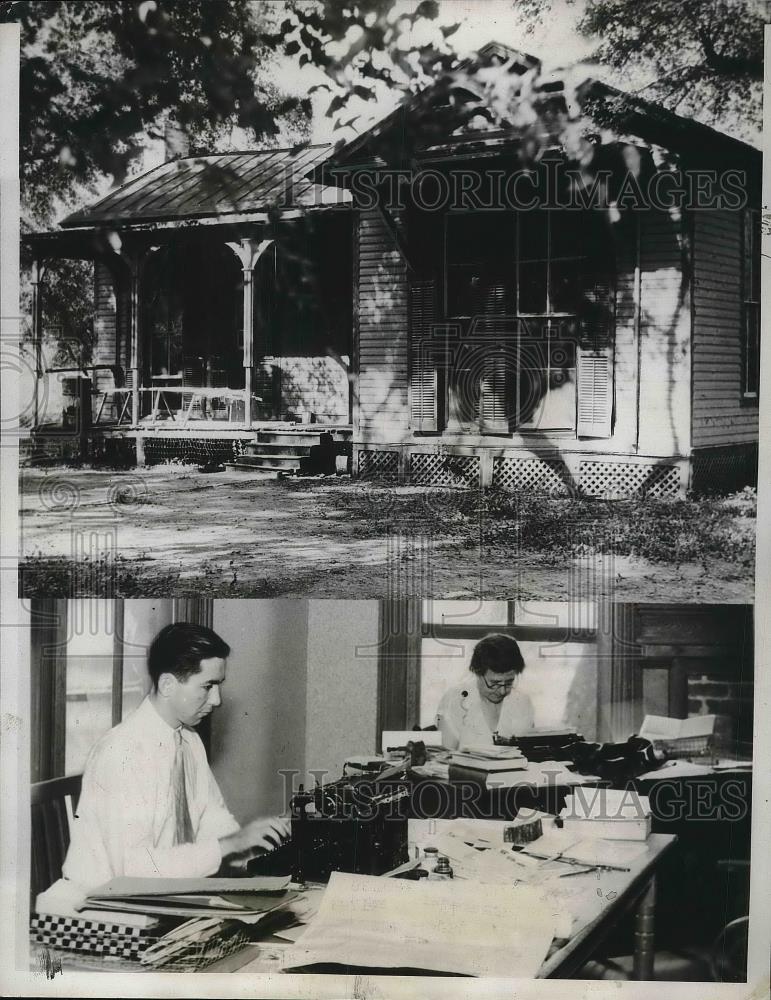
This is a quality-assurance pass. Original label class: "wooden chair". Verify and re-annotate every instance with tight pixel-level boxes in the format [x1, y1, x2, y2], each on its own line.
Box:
[30, 774, 83, 907]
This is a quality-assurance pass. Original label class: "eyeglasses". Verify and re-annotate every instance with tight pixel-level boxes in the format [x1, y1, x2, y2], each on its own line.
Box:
[481, 674, 518, 691]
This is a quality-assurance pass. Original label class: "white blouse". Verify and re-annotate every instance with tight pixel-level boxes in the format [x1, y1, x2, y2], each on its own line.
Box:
[436, 682, 535, 749]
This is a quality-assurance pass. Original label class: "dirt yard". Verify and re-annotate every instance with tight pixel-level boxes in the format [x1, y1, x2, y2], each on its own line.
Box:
[19, 465, 755, 602]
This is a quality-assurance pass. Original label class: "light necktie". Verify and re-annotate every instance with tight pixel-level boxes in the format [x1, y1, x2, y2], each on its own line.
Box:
[172, 728, 195, 845]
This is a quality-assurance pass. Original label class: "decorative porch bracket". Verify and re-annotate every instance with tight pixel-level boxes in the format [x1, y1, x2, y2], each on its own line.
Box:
[29, 258, 48, 428]
[225, 238, 275, 430]
[110, 243, 161, 427]
[376, 194, 417, 274]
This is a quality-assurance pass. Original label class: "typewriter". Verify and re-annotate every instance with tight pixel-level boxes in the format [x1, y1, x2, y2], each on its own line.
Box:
[493, 729, 586, 762]
[247, 748, 420, 883]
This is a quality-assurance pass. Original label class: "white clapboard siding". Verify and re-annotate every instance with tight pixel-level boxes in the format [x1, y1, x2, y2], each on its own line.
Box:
[357, 209, 410, 436]
[637, 208, 691, 456]
[577, 349, 612, 437]
[92, 261, 122, 399]
[691, 209, 759, 447]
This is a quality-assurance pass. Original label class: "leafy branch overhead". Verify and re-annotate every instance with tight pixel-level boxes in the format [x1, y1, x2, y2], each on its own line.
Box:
[518, 0, 764, 133]
[6, 0, 764, 223]
[8, 0, 311, 221]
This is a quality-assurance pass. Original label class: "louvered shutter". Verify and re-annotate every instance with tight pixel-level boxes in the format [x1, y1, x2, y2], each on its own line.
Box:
[577, 271, 614, 438]
[577, 351, 612, 437]
[477, 281, 511, 432]
[480, 347, 510, 431]
[408, 279, 439, 432]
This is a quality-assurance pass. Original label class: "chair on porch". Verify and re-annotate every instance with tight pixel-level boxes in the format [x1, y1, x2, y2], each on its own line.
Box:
[30, 774, 83, 906]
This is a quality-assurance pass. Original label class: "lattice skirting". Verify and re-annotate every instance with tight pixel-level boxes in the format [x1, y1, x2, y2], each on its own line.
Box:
[409, 452, 481, 487]
[143, 437, 249, 466]
[578, 461, 681, 499]
[492, 457, 571, 495]
[358, 449, 399, 482]
[691, 445, 758, 495]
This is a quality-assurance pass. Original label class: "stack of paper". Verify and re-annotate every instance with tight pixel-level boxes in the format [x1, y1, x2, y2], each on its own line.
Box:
[457, 744, 526, 760]
[639, 714, 716, 741]
[520, 828, 650, 868]
[80, 876, 296, 923]
[559, 788, 652, 841]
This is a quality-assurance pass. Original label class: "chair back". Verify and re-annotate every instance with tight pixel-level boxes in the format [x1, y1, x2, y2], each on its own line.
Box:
[30, 774, 83, 906]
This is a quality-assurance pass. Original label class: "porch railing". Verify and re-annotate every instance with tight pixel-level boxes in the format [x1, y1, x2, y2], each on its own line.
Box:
[97, 386, 263, 428]
[45, 367, 262, 431]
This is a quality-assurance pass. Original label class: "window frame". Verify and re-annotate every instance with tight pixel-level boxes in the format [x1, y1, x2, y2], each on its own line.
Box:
[30, 598, 213, 780]
[442, 209, 603, 435]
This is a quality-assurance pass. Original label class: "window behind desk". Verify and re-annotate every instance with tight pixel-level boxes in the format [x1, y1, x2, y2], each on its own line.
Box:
[30, 599, 179, 780]
[417, 601, 599, 739]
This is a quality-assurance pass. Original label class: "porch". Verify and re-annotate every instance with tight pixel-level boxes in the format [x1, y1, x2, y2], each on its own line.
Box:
[25, 145, 354, 457]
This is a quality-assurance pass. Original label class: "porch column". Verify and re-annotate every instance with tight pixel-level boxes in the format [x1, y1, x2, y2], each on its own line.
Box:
[30, 258, 46, 428]
[225, 238, 274, 430]
[115, 245, 160, 428]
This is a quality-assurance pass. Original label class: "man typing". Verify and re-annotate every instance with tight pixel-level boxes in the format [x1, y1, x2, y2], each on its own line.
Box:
[42, 622, 289, 903]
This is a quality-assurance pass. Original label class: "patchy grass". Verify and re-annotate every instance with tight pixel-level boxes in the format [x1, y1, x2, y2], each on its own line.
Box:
[280, 480, 756, 569]
[18, 470, 755, 599]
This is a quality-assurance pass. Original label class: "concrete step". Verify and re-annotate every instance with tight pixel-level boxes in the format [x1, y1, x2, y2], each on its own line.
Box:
[243, 442, 312, 457]
[255, 428, 351, 446]
[231, 454, 302, 471]
[223, 463, 283, 477]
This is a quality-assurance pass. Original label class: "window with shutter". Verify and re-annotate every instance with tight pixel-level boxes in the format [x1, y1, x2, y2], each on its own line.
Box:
[576, 349, 612, 437]
[442, 207, 614, 436]
[409, 279, 440, 432]
[576, 269, 614, 438]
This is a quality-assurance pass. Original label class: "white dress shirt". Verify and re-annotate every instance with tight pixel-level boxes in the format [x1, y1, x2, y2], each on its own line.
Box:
[436, 682, 535, 748]
[60, 696, 240, 892]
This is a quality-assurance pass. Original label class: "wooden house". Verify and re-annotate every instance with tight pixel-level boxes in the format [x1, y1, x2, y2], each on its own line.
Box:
[27, 42, 761, 494]
[314, 43, 762, 496]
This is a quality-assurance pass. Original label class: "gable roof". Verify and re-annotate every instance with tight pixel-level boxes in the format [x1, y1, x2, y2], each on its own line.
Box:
[61, 143, 351, 229]
[312, 41, 759, 182]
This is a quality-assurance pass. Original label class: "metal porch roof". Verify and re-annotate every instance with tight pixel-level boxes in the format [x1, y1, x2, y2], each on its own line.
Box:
[61, 143, 351, 229]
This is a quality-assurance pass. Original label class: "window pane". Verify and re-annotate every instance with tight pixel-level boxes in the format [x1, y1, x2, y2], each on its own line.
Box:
[420, 636, 599, 739]
[517, 207, 548, 262]
[423, 600, 509, 626]
[518, 260, 547, 313]
[122, 601, 172, 717]
[65, 600, 115, 774]
[549, 259, 582, 312]
[447, 268, 513, 318]
[446, 212, 515, 265]
[511, 601, 597, 631]
[537, 367, 576, 429]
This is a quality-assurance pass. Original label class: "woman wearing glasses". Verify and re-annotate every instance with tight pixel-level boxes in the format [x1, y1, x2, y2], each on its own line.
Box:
[435, 633, 535, 749]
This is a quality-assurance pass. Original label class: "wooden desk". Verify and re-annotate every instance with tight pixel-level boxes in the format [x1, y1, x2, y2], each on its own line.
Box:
[30, 833, 676, 980]
[537, 832, 676, 978]
[218, 831, 678, 980]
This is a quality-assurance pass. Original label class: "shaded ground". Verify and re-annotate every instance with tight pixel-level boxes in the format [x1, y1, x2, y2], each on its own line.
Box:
[19, 465, 755, 601]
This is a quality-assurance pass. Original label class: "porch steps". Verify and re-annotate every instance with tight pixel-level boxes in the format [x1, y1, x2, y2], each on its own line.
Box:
[224, 427, 352, 476]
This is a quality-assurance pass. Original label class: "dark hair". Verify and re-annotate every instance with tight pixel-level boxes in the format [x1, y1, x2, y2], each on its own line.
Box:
[469, 633, 525, 676]
[148, 622, 230, 689]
